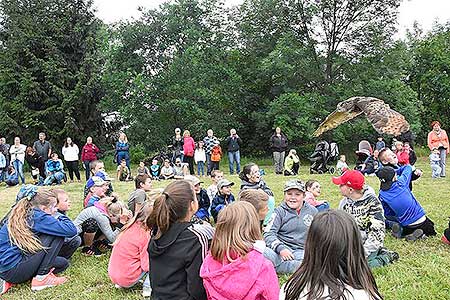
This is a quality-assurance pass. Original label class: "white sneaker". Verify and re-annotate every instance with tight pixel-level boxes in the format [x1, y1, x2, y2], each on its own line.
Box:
[142, 286, 152, 297]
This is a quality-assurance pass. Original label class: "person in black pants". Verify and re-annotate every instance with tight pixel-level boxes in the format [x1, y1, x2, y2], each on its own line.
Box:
[62, 137, 81, 182]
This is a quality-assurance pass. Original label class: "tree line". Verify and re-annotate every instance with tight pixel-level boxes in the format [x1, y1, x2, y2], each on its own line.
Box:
[0, 0, 449, 158]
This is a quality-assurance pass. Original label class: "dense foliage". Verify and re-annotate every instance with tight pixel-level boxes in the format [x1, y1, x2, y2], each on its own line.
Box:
[1, 0, 449, 157]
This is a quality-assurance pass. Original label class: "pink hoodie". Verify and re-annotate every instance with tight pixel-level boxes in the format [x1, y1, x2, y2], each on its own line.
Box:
[304, 191, 324, 207]
[200, 248, 279, 300]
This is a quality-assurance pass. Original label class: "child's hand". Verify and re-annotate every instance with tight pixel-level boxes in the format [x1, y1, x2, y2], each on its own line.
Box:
[414, 169, 423, 177]
[280, 249, 294, 261]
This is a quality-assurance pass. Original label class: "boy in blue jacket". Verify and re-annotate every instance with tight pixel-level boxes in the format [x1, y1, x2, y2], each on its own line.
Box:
[211, 179, 235, 223]
[376, 165, 436, 241]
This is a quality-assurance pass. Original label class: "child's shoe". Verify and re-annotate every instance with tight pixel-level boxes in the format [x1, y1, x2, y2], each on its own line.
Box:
[441, 235, 450, 245]
[0, 278, 14, 294]
[391, 223, 403, 239]
[31, 271, 68, 291]
[405, 229, 424, 241]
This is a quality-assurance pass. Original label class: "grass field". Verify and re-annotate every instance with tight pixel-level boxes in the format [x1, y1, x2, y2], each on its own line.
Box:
[1, 157, 450, 299]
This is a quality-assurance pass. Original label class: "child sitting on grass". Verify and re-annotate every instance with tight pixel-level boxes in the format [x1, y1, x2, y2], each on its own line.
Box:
[136, 161, 150, 176]
[5, 165, 19, 187]
[159, 159, 175, 180]
[280, 210, 383, 300]
[206, 170, 223, 201]
[304, 180, 330, 211]
[128, 174, 152, 215]
[376, 166, 436, 241]
[238, 189, 270, 231]
[0, 190, 77, 294]
[150, 159, 160, 180]
[43, 153, 66, 186]
[109, 203, 153, 298]
[117, 159, 131, 181]
[336, 154, 349, 175]
[185, 175, 210, 221]
[211, 179, 235, 223]
[147, 180, 211, 300]
[264, 179, 318, 274]
[200, 202, 280, 299]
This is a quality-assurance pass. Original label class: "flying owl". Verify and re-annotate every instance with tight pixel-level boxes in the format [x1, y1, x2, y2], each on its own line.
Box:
[313, 97, 410, 137]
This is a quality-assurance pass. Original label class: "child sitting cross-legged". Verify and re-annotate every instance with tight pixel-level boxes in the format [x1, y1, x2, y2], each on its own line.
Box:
[211, 179, 235, 223]
[200, 201, 280, 299]
[117, 159, 131, 181]
[280, 210, 383, 300]
[304, 180, 330, 212]
[108, 202, 153, 298]
[263, 179, 318, 274]
[238, 189, 270, 231]
[0, 190, 77, 294]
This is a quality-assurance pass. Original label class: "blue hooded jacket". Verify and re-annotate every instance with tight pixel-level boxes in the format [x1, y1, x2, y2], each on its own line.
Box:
[0, 208, 77, 273]
[379, 165, 425, 226]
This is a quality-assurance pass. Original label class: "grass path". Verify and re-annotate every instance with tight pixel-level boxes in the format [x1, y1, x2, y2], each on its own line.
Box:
[1, 158, 450, 299]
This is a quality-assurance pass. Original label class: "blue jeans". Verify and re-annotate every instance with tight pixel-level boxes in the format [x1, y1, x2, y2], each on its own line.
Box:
[197, 161, 205, 176]
[117, 152, 130, 171]
[227, 150, 241, 174]
[263, 247, 304, 274]
[12, 159, 25, 184]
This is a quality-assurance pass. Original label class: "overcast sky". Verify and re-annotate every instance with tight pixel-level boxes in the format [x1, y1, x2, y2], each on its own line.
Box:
[93, 0, 450, 39]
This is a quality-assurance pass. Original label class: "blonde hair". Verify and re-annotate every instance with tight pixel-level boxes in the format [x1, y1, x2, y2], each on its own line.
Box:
[8, 190, 58, 253]
[114, 202, 153, 245]
[210, 201, 262, 262]
[183, 130, 190, 137]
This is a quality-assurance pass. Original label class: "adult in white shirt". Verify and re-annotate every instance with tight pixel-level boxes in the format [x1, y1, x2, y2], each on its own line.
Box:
[9, 136, 27, 184]
[62, 137, 81, 182]
[280, 210, 382, 300]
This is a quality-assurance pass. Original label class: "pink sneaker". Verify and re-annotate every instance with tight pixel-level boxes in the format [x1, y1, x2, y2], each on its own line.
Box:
[0, 278, 14, 294]
[31, 271, 68, 291]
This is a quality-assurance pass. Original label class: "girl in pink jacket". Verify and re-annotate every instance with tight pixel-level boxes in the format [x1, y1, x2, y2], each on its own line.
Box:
[200, 202, 279, 300]
[108, 203, 152, 297]
[304, 180, 330, 211]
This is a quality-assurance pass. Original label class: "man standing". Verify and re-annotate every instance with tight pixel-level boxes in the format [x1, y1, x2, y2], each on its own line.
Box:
[33, 132, 52, 163]
[203, 129, 218, 176]
[225, 129, 242, 175]
[0, 138, 10, 182]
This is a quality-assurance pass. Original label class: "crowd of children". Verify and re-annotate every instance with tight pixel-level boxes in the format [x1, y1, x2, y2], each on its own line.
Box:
[0, 121, 449, 299]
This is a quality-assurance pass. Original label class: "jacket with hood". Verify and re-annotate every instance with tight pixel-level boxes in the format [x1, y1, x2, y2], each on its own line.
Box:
[240, 180, 274, 197]
[148, 222, 210, 300]
[200, 247, 279, 300]
[338, 186, 385, 256]
[378, 165, 426, 227]
[211, 193, 235, 223]
[264, 202, 317, 254]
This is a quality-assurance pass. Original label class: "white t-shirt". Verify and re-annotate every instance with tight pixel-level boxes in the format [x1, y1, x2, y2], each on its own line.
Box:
[62, 144, 80, 162]
[279, 283, 372, 300]
[9, 144, 26, 163]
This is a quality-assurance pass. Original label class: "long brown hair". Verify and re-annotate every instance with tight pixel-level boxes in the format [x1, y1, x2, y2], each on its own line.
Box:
[210, 201, 262, 262]
[284, 210, 383, 300]
[114, 201, 153, 245]
[146, 180, 195, 239]
[8, 190, 58, 253]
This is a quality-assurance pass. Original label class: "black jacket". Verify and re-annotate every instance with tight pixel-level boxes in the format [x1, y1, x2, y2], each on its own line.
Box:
[225, 136, 242, 152]
[269, 134, 288, 152]
[148, 222, 208, 300]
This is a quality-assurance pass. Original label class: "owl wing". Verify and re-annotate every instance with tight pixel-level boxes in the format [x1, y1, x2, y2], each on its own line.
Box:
[313, 110, 363, 137]
[356, 98, 410, 136]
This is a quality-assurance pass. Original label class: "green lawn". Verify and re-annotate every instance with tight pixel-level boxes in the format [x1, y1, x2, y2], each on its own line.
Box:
[1, 157, 450, 299]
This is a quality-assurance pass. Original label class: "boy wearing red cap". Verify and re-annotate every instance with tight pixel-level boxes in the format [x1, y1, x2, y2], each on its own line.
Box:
[332, 170, 396, 267]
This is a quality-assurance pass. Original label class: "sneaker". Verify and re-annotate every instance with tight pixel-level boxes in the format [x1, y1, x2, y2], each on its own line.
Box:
[441, 235, 450, 245]
[0, 278, 13, 295]
[142, 285, 152, 297]
[405, 229, 424, 241]
[31, 272, 68, 291]
[391, 223, 403, 239]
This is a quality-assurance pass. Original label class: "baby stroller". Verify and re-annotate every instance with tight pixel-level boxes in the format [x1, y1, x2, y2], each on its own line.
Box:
[355, 140, 373, 171]
[309, 141, 338, 174]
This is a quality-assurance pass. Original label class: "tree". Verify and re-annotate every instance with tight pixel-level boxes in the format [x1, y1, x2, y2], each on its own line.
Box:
[0, 0, 106, 148]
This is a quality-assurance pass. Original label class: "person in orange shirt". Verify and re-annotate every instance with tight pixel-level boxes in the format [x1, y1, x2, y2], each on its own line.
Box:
[427, 121, 449, 177]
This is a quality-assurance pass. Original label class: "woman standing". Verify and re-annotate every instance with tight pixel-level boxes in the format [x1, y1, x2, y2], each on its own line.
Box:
[269, 127, 288, 174]
[172, 128, 184, 162]
[62, 137, 80, 182]
[182, 130, 195, 175]
[9, 137, 27, 184]
[428, 121, 449, 177]
[81, 137, 100, 181]
[115, 133, 130, 172]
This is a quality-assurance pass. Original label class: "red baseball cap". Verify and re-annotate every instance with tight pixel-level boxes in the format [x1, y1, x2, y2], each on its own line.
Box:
[332, 170, 365, 190]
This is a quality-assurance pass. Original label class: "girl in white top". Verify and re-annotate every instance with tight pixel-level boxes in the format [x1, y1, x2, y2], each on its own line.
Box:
[9, 136, 27, 184]
[61, 137, 81, 182]
[280, 210, 383, 300]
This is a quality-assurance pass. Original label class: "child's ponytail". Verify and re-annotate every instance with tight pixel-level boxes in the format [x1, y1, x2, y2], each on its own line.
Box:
[147, 180, 195, 240]
[8, 190, 57, 253]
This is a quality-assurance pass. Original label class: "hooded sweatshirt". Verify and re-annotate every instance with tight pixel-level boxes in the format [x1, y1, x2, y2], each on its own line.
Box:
[378, 165, 426, 227]
[240, 180, 274, 197]
[148, 222, 210, 300]
[264, 202, 317, 254]
[338, 186, 385, 256]
[200, 247, 280, 300]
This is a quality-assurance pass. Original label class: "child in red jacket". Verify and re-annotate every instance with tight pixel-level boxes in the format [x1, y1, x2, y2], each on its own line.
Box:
[210, 143, 222, 172]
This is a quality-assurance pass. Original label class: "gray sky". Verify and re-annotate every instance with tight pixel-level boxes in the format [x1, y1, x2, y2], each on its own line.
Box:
[93, 0, 450, 39]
